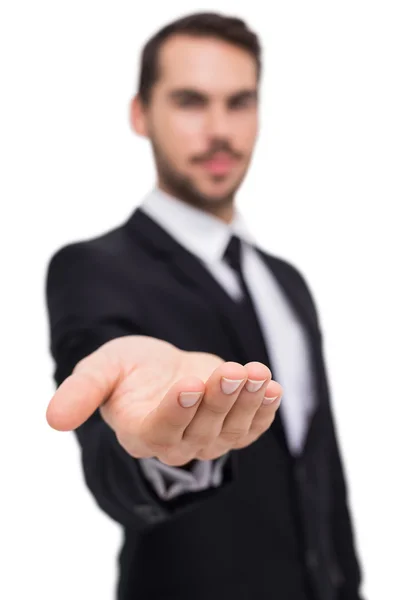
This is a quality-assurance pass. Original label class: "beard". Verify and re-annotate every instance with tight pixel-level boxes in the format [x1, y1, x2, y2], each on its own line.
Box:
[149, 135, 247, 212]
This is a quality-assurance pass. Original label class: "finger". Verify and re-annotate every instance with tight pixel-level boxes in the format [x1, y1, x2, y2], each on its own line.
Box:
[218, 362, 272, 444]
[140, 376, 206, 449]
[248, 380, 283, 437]
[182, 362, 248, 448]
[46, 348, 120, 431]
[197, 379, 283, 457]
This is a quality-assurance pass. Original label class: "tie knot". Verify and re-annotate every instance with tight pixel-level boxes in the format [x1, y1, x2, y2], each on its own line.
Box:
[223, 235, 243, 275]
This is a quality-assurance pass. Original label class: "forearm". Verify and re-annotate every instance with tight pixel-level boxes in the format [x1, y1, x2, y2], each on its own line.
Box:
[52, 328, 235, 529]
[74, 410, 169, 530]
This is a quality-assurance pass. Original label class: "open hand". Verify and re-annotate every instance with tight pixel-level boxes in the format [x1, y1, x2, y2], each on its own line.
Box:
[46, 336, 282, 466]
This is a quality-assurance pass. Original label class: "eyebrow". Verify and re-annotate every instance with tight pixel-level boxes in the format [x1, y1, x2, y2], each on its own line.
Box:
[168, 88, 258, 103]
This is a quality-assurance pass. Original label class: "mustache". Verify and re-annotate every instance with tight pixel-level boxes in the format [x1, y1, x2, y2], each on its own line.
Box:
[192, 141, 243, 162]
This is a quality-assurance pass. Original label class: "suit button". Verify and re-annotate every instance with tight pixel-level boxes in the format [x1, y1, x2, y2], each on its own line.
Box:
[306, 550, 319, 569]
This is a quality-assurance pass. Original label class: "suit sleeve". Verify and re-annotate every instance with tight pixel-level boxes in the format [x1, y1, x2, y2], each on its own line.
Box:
[45, 242, 235, 533]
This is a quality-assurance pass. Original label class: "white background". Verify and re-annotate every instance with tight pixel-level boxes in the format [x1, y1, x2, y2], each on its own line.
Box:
[1, 1, 399, 598]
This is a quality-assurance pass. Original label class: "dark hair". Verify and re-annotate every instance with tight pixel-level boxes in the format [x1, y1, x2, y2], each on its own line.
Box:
[137, 12, 262, 105]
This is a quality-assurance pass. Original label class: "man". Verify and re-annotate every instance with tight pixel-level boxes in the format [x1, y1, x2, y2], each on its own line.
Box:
[45, 12, 364, 600]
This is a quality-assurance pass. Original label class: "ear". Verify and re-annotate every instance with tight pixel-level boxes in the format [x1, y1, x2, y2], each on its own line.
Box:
[129, 95, 148, 138]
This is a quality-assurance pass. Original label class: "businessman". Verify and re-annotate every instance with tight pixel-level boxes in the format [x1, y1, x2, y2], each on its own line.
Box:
[45, 12, 364, 600]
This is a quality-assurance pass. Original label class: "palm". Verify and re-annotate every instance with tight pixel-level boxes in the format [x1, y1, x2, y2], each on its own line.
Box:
[99, 336, 223, 429]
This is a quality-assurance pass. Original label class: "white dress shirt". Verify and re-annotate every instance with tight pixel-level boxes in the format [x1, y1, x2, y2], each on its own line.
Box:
[137, 187, 317, 500]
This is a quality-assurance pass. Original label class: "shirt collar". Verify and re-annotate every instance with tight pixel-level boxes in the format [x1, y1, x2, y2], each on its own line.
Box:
[139, 187, 256, 264]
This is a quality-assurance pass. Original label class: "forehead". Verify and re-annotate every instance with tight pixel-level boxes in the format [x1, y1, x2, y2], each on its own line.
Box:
[157, 34, 258, 94]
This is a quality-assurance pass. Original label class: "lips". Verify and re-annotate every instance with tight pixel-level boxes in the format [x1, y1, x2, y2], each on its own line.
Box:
[202, 154, 236, 175]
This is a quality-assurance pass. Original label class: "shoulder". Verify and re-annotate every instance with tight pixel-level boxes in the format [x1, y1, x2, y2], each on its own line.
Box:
[44, 218, 141, 289]
[256, 246, 321, 324]
[47, 223, 122, 268]
[45, 225, 140, 328]
[258, 246, 314, 294]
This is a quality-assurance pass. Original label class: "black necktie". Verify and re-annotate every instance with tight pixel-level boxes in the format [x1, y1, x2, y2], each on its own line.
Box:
[223, 235, 273, 370]
[223, 235, 253, 304]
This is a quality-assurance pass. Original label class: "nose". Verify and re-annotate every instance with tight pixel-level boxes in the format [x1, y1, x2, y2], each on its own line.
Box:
[205, 104, 231, 138]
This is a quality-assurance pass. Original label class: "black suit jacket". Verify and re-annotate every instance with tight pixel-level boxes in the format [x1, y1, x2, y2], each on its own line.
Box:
[46, 207, 364, 600]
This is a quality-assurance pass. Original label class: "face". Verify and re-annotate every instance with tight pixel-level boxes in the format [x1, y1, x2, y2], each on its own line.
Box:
[131, 34, 260, 220]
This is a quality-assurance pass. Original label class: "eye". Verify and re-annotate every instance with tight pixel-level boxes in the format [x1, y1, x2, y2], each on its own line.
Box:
[229, 96, 255, 110]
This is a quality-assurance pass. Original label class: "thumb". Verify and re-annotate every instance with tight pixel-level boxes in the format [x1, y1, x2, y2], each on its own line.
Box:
[46, 348, 121, 431]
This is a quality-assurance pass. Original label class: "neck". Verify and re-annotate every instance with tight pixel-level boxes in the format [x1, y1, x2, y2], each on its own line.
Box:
[208, 204, 235, 224]
[157, 181, 235, 224]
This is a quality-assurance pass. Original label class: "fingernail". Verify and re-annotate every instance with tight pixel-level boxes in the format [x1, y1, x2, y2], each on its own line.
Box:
[179, 391, 203, 407]
[245, 379, 267, 393]
[221, 378, 244, 395]
[262, 395, 279, 405]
